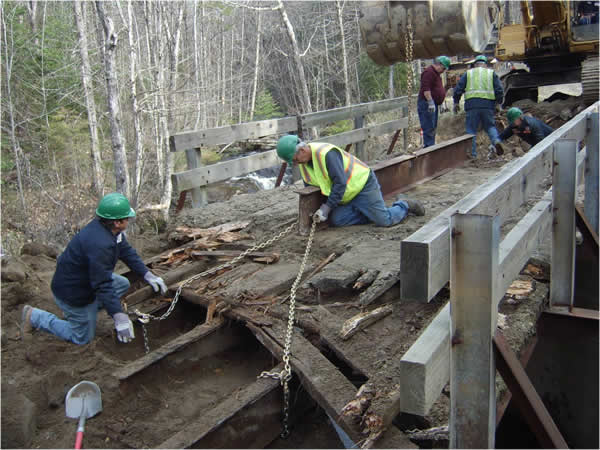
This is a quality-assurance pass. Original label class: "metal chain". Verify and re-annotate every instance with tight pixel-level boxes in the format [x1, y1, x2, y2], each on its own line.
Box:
[405, 15, 415, 135]
[259, 218, 318, 439]
[134, 220, 298, 353]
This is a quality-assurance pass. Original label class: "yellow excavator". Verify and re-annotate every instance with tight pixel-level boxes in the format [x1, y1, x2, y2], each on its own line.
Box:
[359, 0, 599, 105]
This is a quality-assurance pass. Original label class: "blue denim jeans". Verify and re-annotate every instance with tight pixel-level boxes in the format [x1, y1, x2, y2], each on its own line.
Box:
[465, 108, 500, 157]
[329, 172, 409, 227]
[30, 273, 130, 345]
[417, 97, 439, 147]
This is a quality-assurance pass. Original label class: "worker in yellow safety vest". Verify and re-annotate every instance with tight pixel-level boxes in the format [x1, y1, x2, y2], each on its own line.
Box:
[276, 135, 425, 227]
[453, 55, 505, 159]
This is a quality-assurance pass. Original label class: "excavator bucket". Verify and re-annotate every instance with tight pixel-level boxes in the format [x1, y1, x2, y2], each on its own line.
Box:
[359, 0, 499, 66]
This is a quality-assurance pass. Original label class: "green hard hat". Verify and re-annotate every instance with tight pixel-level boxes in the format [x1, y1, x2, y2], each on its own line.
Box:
[475, 55, 488, 63]
[436, 55, 451, 70]
[507, 107, 523, 124]
[277, 134, 300, 165]
[96, 193, 136, 220]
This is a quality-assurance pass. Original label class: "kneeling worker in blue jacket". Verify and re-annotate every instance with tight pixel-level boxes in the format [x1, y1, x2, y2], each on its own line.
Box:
[276, 135, 425, 227]
[21, 193, 167, 345]
[498, 107, 555, 150]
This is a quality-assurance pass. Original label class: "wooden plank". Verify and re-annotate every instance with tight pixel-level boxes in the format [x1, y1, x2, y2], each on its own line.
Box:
[399, 303, 451, 416]
[401, 102, 598, 303]
[169, 117, 297, 150]
[113, 318, 226, 381]
[449, 214, 498, 449]
[172, 149, 281, 193]
[321, 119, 407, 150]
[300, 97, 408, 127]
[551, 140, 577, 307]
[494, 331, 569, 449]
[247, 321, 363, 444]
[496, 190, 552, 305]
[185, 148, 207, 207]
[158, 364, 284, 449]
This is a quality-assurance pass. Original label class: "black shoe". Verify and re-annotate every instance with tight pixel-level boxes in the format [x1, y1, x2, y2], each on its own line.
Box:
[494, 142, 505, 156]
[396, 195, 425, 216]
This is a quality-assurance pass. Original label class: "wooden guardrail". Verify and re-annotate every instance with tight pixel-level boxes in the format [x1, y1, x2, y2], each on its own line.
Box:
[169, 97, 409, 209]
[397, 106, 598, 426]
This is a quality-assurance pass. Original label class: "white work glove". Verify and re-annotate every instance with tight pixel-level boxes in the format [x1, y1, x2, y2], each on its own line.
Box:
[427, 99, 436, 113]
[144, 271, 168, 295]
[313, 204, 331, 223]
[113, 312, 135, 343]
[453, 103, 460, 114]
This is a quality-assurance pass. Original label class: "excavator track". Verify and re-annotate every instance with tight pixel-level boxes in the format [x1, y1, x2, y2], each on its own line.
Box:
[581, 56, 599, 106]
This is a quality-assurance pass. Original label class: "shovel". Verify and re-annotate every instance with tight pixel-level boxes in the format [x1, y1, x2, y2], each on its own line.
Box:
[65, 381, 102, 449]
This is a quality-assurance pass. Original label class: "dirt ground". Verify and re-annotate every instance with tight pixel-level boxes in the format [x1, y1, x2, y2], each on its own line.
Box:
[0, 91, 586, 449]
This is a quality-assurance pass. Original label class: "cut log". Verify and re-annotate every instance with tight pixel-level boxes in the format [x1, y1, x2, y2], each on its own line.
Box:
[358, 272, 400, 307]
[339, 304, 393, 340]
[353, 269, 380, 290]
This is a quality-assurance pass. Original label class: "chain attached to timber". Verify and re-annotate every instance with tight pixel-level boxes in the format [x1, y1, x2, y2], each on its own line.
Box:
[133, 220, 298, 354]
[258, 218, 318, 439]
[405, 15, 415, 140]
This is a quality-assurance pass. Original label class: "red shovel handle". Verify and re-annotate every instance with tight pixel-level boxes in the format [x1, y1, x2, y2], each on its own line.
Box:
[75, 431, 84, 449]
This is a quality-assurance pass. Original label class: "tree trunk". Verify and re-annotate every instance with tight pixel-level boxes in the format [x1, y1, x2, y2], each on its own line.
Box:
[95, 1, 130, 197]
[389, 64, 395, 98]
[2, 8, 26, 211]
[277, 0, 312, 113]
[335, 0, 351, 106]
[238, 8, 245, 122]
[249, 9, 262, 120]
[74, 1, 103, 196]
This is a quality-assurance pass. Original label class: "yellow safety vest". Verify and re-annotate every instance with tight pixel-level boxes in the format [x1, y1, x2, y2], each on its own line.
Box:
[465, 67, 496, 100]
[299, 143, 371, 204]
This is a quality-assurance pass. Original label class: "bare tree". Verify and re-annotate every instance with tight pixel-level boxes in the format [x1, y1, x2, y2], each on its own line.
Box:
[249, 8, 262, 120]
[95, 1, 130, 197]
[74, 1, 103, 196]
[335, 0, 351, 106]
[277, 0, 312, 113]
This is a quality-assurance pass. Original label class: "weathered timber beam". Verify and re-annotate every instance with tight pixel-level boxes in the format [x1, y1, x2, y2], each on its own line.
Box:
[247, 322, 363, 444]
[322, 119, 408, 149]
[113, 318, 227, 381]
[124, 260, 209, 307]
[158, 364, 285, 449]
[339, 304, 393, 340]
[169, 117, 297, 150]
[297, 135, 472, 235]
[299, 97, 408, 127]
[172, 149, 280, 193]
[401, 102, 598, 303]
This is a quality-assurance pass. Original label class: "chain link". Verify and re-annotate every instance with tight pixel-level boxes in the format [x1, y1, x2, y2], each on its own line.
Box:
[133, 220, 298, 353]
[259, 218, 317, 438]
[405, 15, 415, 144]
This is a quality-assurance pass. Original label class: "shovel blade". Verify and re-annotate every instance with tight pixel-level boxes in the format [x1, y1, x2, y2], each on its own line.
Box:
[65, 381, 102, 419]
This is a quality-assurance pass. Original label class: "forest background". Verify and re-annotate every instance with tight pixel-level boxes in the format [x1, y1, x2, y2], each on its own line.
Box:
[1, 0, 415, 255]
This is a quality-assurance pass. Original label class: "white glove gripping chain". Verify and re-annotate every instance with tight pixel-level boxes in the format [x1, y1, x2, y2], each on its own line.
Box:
[258, 218, 318, 439]
[133, 220, 298, 354]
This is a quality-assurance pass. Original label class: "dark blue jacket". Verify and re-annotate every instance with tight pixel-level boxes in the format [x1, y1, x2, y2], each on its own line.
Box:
[453, 70, 504, 110]
[498, 116, 554, 147]
[51, 218, 148, 316]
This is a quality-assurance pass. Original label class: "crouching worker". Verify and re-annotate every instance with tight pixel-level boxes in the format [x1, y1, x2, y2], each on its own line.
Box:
[499, 107, 555, 150]
[21, 193, 167, 345]
[276, 135, 425, 227]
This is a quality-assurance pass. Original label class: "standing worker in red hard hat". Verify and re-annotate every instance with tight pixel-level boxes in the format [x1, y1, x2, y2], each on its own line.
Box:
[452, 55, 506, 159]
[276, 135, 425, 227]
[20, 193, 167, 345]
[418, 56, 451, 147]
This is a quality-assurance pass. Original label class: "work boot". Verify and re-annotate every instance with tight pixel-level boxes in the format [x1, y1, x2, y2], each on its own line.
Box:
[20, 304, 33, 337]
[494, 141, 505, 156]
[396, 195, 426, 216]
